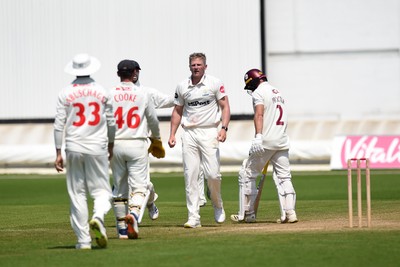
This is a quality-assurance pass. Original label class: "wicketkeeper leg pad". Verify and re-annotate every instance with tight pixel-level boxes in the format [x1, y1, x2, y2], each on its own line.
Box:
[129, 190, 151, 224]
[113, 198, 128, 236]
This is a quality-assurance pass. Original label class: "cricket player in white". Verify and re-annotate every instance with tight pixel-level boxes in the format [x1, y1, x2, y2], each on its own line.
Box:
[135, 79, 209, 208]
[168, 53, 231, 228]
[132, 64, 209, 211]
[230, 69, 298, 224]
[54, 53, 116, 249]
[110, 60, 164, 239]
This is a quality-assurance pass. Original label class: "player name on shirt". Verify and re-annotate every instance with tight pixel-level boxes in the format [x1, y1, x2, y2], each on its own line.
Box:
[66, 85, 106, 104]
[113, 92, 138, 103]
[272, 95, 285, 104]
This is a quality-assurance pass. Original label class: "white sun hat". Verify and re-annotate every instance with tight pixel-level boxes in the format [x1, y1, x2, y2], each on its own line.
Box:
[64, 53, 101, 76]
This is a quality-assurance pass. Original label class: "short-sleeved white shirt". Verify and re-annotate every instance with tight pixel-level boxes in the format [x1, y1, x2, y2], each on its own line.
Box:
[252, 81, 290, 150]
[54, 78, 114, 155]
[174, 74, 227, 128]
[109, 82, 160, 139]
[135, 81, 174, 109]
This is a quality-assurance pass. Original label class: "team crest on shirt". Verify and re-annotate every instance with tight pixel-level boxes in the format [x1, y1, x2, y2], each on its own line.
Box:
[202, 88, 210, 96]
[219, 85, 225, 93]
[174, 93, 178, 99]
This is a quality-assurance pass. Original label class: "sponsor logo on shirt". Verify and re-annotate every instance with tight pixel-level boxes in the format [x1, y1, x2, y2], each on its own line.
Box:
[188, 100, 210, 107]
[219, 85, 225, 93]
[116, 86, 132, 91]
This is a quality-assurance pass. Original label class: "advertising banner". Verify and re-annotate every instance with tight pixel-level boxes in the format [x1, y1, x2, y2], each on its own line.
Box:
[330, 135, 400, 169]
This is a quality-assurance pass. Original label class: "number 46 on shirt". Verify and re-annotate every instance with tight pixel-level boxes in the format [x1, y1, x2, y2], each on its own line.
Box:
[114, 106, 141, 129]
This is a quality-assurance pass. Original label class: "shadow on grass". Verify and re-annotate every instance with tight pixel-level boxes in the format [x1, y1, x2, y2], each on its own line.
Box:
[48, 245, 107, 250]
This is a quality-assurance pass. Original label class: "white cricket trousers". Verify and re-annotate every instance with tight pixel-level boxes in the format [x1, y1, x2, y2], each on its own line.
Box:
[243, 149, 292, 182]
[66, 151, 112, 244]
[111, 139, 151, 212]
[181, 127, 223, 222]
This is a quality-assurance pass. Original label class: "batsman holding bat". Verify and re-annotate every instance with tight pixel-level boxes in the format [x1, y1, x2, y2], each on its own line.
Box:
[230, 69, 298, 224]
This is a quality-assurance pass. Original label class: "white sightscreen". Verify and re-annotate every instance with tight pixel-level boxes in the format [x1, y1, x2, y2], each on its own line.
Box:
[0, 0, 261, 119]
[1, 0, 399, 120]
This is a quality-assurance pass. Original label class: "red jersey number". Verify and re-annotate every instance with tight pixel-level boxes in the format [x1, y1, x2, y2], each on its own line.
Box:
[114, 106, 141, 129]
[72, 102, 101, 127]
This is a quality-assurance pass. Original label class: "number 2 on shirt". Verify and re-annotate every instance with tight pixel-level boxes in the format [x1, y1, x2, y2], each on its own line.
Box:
[276, 105, 284, 126]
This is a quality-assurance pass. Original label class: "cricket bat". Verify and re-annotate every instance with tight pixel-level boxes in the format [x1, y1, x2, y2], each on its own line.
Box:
[253, 161, 269, 217]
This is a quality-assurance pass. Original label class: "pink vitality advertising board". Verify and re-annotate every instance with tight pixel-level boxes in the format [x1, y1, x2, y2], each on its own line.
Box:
[330, 135, 400, 169]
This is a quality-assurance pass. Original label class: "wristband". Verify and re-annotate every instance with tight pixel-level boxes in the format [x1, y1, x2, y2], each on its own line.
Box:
[221, 126, 228, 132]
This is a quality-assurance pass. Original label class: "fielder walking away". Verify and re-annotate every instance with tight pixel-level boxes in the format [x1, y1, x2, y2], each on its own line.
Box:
[54, 53, 116, 249]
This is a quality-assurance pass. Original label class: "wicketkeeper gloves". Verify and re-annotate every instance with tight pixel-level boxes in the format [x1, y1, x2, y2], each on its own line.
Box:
[249, 133, 264, 156]
[148, 137, 166, 158]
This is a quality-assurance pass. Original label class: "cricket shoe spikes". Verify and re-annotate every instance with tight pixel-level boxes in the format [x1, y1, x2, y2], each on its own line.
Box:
[89, 217, 108, 248]
[125, 213, 139, 239]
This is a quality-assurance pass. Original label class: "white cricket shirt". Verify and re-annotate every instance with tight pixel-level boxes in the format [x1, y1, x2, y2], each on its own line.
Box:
[174, 74, 227, 128]
[135, 81, 174, 109]
[252, 81, 290, 150]
[109, 82, 160, 139]
[54, 78, 115, 155]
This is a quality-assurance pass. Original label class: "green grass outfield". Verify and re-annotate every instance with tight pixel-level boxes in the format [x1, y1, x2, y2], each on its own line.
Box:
[0, 169, 399, 267]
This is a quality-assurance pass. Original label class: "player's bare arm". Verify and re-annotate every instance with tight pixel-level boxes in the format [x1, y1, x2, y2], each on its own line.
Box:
[217, 96, 231, 142]
[168, 105, 183, 148]
[254, 104, 264, 135]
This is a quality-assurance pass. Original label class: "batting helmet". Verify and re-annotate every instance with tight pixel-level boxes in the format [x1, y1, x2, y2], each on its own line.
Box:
[244, 69, 267, 91]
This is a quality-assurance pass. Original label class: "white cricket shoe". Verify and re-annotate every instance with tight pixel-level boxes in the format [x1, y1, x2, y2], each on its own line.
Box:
[278, 211, 298, 224]
[147, 203, 159, 220]
[75, 243, 91, 250]
[184, 219, 202, 228]
[199, 200, 207, 207]
[125, 213, 139, 239]
[214, 207, 226, 223]
[230, 213, 256, 223]
[117, 227, 128, 239]
[287, 210, 298, 223]
[89, 217, 108, 248]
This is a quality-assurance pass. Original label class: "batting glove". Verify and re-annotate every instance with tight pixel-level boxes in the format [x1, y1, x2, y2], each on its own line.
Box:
[249, 134, 264, 156]
[148, 137, 166, 159]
